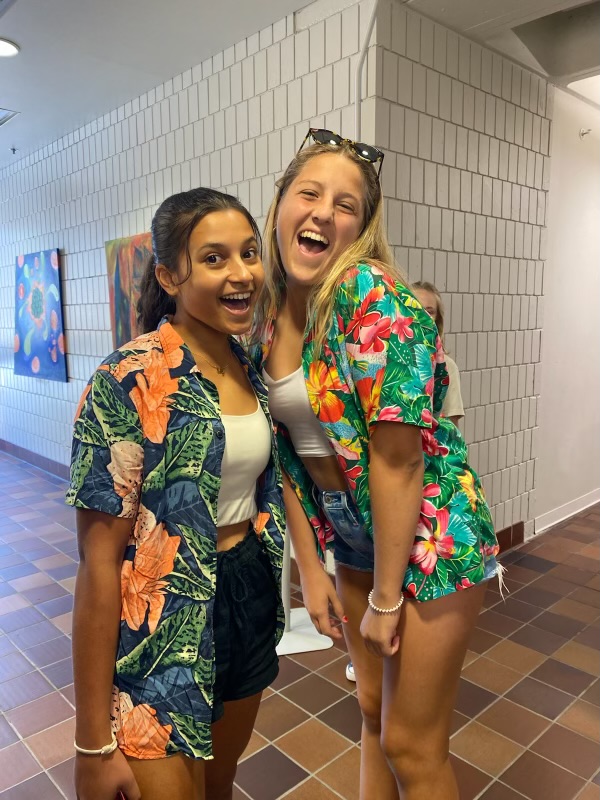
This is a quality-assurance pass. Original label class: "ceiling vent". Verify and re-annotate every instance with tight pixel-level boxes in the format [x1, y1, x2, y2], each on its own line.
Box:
[0, 108, 19, 127]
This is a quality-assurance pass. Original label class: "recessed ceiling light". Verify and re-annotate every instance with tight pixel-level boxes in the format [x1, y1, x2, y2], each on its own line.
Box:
[0, 39, 20, 57]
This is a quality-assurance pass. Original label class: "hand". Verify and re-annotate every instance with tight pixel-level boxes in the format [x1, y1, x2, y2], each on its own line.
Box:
[75, 747, 141, 800]
[300, 566, 345, 640]
[360, 605, 402, 658]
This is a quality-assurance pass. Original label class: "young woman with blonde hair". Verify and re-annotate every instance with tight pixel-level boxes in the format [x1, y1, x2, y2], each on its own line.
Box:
[251, 129, 500, 800]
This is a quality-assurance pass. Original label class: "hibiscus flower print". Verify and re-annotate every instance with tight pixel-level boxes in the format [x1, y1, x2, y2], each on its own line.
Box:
[306, 361, 345, 423]
[345, 286, 385, 342]
[121, 522, 180, 633]
[116, 696, 173, 759]
[107, 440, 143, 517]
[391, 313, 414, 343]
[410, 522, 456, 575]
[358, 312, 392, 354]
[129, 350, 179, 443]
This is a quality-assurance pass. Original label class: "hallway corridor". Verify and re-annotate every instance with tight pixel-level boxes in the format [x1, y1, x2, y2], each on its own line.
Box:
[0, 452, 597, 799]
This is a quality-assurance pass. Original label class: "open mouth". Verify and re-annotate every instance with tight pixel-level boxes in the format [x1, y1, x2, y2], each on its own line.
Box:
[297, 230, 330, 256]
[220, 292, 252, 313]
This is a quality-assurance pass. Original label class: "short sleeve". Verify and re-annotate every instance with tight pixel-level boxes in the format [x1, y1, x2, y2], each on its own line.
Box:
[338, 266, 438, 430]
[66, 368, 144, 518]
[441, 356, 465, 419]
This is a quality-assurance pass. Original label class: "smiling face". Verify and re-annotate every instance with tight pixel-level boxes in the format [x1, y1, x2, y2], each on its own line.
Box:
[157, 208, 264, 338]
[275, 152, 365, 290]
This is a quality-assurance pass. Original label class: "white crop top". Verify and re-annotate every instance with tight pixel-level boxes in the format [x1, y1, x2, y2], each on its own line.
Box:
[263, 367, 332, 458]
[217, 403, 271, 527]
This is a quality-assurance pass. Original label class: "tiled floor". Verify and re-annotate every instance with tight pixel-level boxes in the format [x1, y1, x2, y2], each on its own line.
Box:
[0, 451, 598, 799]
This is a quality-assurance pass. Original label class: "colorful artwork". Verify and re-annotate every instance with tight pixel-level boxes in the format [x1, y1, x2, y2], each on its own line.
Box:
[14, 249, 68, 382]
[105, 233, 153, 348]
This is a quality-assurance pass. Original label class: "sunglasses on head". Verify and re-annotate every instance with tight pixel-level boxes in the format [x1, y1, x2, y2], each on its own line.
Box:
[298, 128, 385, 178]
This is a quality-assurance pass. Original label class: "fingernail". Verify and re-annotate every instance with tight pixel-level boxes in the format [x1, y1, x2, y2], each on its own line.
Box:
[342, 616, 348, 623]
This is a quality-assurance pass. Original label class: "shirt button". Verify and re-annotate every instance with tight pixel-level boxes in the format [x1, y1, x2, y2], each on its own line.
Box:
[215, 429, 224, 439]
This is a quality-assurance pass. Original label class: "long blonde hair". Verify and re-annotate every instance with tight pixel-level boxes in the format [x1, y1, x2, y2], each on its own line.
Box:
[252, 142, 408, 356]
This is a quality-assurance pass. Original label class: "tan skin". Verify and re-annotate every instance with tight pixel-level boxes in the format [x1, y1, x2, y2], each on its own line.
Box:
[270, 152, 486, 799]
[74, 210, 268, 800]
[411, 287, 462, 427]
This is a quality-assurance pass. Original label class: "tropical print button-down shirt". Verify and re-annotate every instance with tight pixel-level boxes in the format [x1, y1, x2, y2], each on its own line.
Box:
[255, 263, 499, 602]
[66, 318, 285, 760]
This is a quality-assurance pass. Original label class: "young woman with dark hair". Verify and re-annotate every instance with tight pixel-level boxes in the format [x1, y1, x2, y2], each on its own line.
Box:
[68, 188, 285, 800]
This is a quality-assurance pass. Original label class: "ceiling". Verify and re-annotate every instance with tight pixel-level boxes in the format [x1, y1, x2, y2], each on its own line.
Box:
[0, 0, 309, 168]
[1, 0, 598, 171]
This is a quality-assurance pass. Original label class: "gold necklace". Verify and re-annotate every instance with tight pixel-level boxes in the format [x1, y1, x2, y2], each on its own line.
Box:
[190, 349, 228, 375]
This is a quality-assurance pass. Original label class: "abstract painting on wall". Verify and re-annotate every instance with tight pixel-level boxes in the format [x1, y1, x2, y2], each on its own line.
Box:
[14, 248, 68, 382]
[105, 233, 153, 348]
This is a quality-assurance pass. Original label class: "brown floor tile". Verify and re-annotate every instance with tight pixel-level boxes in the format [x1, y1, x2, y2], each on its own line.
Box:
[269, 656, 309, 691]
[532, 574, 583, 597]
[317, 695, 363, 743]
[478, 698, 550, 746]
[479, 781, 531, 799]
[509, 624, 569, 656]
[0, 772, 64, 800]
[504, 565, 542, 584]
[46, 756, 77, 800]
[0, 670, 53, 712]
[235, 744, 308, 800]
[514, 554, 557, 573]
[467, 628, 503, 655]
[0, 742, 41, 792]
[506, 676, 575, 720]
[239, 731, 268, 763]
[495, 597, 543, 623]
[289, 645, 345, 672]
[6, 691, 74, 738]
[581, 680, 599, 707]
[532, 610, 588, 639]
[0, 717, 18, 749]
[553, 642, 600, 676]
[316, 746, 361, 800]
[254, 694, 309, 742]
[281, 673, 346, 715]
[575, 626, 600, 649]
[478, 610, 525, 638]
[279, 777, 341, 799]
[317, 655, 357, 691]
[451, 710, 470, 735]
[461, 656, 522, 695]
[25, 717, 76, 769]
[450, 754, 492, 799]
[531, 724, 600, 779]
[512, 585, 564, 609]
[530, 658, 596, 697]
[550, 565, 597, 588]
[455, 678, 497, 718]
[570, 588, 600, 609]
[577, 784, 600, 800]
[276, 718, 351, 772]
[501, 750, 586, 800]
[550, 598, 599, 624]
[0, 651, 34, 683]
[451, 720, 524, 776]
[485, 639, 547, 674]
[558, 700, 600, 742]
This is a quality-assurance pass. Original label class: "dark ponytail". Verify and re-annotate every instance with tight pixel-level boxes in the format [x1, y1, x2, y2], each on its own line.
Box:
[136, 188, 261, 333]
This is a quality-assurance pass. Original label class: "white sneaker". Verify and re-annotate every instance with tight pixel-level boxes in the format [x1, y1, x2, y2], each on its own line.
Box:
[345, 661, 356, 682]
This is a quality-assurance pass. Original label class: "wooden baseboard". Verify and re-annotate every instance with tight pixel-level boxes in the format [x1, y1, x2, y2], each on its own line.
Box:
[0, 439, 69, 481]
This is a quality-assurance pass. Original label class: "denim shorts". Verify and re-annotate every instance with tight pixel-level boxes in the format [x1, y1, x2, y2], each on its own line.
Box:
[314, 488, 375, 572]
[212, 532, 279, 722]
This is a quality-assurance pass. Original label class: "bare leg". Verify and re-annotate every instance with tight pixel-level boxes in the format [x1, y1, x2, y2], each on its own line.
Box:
[127, 752, 204, 800]
[381, 584, 487, 799]
[204, 693, 263, 800]
[335, 565, 400, 800]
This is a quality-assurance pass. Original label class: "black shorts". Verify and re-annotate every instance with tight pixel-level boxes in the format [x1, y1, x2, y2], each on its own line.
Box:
[212, 531, 279, 722]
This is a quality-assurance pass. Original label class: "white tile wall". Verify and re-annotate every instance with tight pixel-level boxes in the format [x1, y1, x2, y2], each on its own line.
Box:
[375, 0, 550, 536]
[0, 0, 376, 468]
[0, 0, 550, 536]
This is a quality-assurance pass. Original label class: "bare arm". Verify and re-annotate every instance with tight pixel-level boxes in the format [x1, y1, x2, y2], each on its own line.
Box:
[73, 508, 140, 800]
[362, 421, 424, 656]
[282, 473, 344, 638]
[448, 415, 462, 427]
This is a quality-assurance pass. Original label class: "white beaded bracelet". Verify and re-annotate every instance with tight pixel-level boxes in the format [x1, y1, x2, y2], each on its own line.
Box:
[368, 589, 404, 615]
[74, 733, 119, 756]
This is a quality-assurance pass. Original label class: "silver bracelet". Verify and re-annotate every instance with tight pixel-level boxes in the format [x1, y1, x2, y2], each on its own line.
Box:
[368, 589, 404, 615]
[74, 733, 119, 756]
